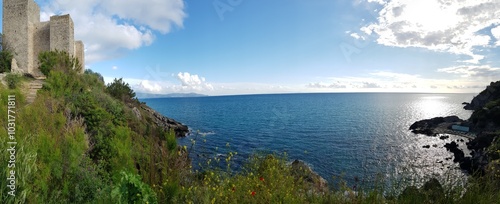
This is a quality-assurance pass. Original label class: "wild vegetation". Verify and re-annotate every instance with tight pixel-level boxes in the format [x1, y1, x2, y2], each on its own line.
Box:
[0, 33, 13, 73]
[0, 51, 499, 203]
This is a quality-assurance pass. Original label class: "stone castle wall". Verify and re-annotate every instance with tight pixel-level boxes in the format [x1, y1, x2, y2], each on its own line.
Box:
[50, 15, 74, 55]
[74, 41, 84, 70]
[3, 0, 30, 73]
[2, 0, 85, 75]
[33, 22, 50, 70]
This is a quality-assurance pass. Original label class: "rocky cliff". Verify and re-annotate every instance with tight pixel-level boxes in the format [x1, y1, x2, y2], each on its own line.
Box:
[140, 104, 189, 137]
[463, 81, 500, 110]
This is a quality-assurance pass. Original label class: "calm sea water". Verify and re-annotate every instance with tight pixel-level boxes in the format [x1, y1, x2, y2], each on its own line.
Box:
[142, 93, 475, 187]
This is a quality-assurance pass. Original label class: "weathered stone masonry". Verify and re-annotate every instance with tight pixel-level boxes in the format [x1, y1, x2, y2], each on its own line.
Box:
[2, 0, 84, 75]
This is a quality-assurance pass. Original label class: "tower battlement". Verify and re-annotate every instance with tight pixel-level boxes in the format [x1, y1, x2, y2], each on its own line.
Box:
[2, 0, 85, 75]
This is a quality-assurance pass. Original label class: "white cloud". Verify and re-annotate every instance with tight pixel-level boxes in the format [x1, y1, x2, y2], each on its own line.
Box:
[112, 66, 118, 70]
[174, 72, 214, 92]
[492, 26, 500, 46]
[360, 0, 500, 64]
[306, 82, 347, 89]
[361, 82, 382, 88]
[177, 72, 205, 87]
[367, 0, 387, 5]
[306, 69, 492, 93]
[40, 0, 186, 63]
[138, 80, 162, 93]
[350, 33, 365, 40]
[437, 65, 500, 78]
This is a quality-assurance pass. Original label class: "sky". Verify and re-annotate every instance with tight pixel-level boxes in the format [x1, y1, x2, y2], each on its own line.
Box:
[1, 0, 500, 95]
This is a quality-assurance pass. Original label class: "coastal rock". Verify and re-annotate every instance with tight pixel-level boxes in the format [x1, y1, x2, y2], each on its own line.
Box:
[409, 116, 462, 136]
[140, 104, 189, 137]
[466, 132, 496, 150]
[132, 107, 142, 120]
[439, 135, 449, 140]
[290, 160, 328, 193]
[444, 142, 464, 162]
[464, 81, 500, 110]
[459, 150, 489, 175]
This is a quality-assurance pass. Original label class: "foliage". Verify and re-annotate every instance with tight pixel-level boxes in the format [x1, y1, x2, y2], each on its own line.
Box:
[106, 78, 137, 103]
[0, 50, 13, 73]
[111, 171, 158, 204]
[470, 99, 500, 128]
[5, 73, 22, 89]
[84, 69, 105, 84]
[38, 50, 81, 76]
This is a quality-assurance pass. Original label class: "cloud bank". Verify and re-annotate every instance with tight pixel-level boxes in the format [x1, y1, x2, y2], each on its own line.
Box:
[130, 72, 214, 94]
[360, 0, 500, 64]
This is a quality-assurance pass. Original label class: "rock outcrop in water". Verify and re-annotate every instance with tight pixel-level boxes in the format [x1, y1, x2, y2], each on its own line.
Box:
[409, 116, 463, 136]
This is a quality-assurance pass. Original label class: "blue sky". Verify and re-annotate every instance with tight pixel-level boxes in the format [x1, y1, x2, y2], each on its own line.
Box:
[2, 0, 500, 95]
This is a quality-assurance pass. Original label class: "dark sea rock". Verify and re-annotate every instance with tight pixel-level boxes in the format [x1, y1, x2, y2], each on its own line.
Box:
[439, 135, 449, 140]
[422, 145, 431, 148]
[444, 142, 464, 162]
[409, 116, 462, 136]
[140, 105, 189, 137]
[459, 150, 489, 175]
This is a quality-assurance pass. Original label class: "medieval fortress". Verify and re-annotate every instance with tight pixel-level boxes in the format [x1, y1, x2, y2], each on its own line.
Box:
[2, 0, 84, 75]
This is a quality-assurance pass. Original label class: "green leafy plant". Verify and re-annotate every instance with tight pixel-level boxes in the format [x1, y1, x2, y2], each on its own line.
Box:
[0, 50, 13, 73]
[5, 73, 22, 89]
[38, 50, 81, 76]
[111, 171, 158, 204]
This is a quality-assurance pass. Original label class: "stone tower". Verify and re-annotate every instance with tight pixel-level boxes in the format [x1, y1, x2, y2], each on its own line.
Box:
[2, 0, 85, 75]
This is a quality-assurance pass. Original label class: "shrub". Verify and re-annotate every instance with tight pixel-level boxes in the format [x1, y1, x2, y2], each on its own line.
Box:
[38, 50, 81, 76]
[106, 78, 136, 103]
[5, 73, 22, 89]
[84, 69, 105, 85]
[111, 171, 158, 204]
[43, 71, 83, 98]
[0, 50, 13, 73]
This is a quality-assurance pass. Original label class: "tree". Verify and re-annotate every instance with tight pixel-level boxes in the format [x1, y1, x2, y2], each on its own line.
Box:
[106, 78, 136, 103]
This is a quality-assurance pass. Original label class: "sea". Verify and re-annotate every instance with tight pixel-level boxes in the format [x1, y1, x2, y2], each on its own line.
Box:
[141, 93, 475, 189]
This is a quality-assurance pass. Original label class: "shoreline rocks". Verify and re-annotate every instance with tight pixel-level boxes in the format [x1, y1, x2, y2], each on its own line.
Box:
[409, 116, 463, 136]
[140, 104, 189, 137]
[290, 160, 328, 193]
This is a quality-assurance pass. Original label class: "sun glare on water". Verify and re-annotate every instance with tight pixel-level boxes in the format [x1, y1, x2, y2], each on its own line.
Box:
[416, 96, 449, 119]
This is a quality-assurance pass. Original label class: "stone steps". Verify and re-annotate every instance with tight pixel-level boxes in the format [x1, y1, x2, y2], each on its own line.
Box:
[26, 79, 44, 104]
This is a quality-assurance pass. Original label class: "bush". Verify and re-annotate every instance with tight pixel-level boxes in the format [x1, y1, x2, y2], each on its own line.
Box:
[106, 78, 136, 103]
[38, 50, 81, 76]
[111, 171, 158, 204]
[5, 73, 22, 89]
[84, 69, 105, 84]
[0, 50, 13, 73]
